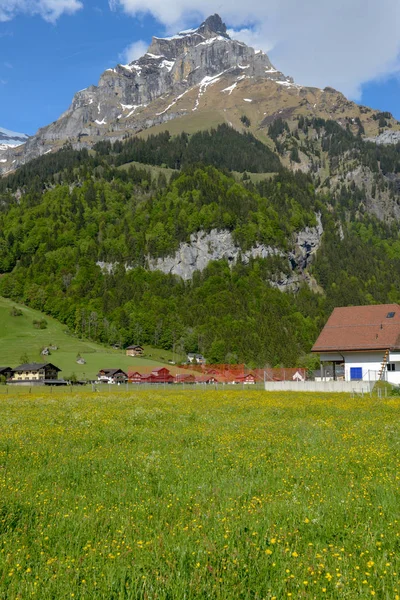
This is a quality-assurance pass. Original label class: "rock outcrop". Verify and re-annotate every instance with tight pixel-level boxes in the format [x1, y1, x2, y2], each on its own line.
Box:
[146, 215, 323, 281]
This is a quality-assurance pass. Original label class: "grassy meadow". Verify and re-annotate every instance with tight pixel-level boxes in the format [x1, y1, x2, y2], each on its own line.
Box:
[1, 390, 400, 599]
[0, 296, 183, 380]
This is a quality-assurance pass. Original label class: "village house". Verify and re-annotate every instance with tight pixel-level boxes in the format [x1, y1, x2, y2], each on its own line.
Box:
[97, 369, 128, 384]
[234, 373, 256, 385]
[126, 345, 144, 357]
[312, 304, 400, 384]
[195, 375, 218, 384]
[9, 363, 61, 385]
[127, 367, 174, 384]
[128, 371, 143, 383]
[187, 353, 206, 365]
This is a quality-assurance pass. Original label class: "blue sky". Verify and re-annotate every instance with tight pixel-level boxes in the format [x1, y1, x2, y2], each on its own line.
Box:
[1, 0, 400, 135]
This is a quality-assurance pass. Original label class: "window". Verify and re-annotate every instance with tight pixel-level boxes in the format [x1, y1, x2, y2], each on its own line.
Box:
[387, 363, 396, 371]
[387, 312, 395, 318]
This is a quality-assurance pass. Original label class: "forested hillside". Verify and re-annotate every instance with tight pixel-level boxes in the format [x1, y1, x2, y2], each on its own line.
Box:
[2, 123, 400, 367]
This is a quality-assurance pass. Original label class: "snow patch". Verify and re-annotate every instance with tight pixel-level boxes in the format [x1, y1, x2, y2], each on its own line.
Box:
[193, 71, 225, 111]
[125, 105, 143, 118]
[159, 59, 175, 72]
[121, 63, 142, 74]
[156, 90, 189, 116]
[95, 118, 107, 125]
[222, 82, 237, 95]
[243, 98, 252, 102]
[196, 36, 228, 46]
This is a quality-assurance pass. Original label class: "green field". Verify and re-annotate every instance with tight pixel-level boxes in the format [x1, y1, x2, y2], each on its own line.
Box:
[0, 296, 183, 380]
[1, 390, 400, 599]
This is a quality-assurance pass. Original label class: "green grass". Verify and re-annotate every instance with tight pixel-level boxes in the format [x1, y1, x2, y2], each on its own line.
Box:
[0, 296, 183, 380]
[1, 390, 400, 599]
[136, 110, 226, 139]
[117, 161, 176, 181]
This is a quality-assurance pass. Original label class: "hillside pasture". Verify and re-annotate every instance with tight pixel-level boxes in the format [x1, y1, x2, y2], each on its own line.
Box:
[1, 390, 400, 599]
[0, 296, 182, 380]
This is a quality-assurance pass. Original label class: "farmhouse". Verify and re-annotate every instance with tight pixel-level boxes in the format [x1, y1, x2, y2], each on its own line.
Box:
[235, 373, 256, 385]
[187, 353, 206, 365]
[195, 375, 218, 384]
[312, 304, 400, 384]
[126, 345, 144, 357]
[97, 369, 128, 384]
[10, 363, 61, 385]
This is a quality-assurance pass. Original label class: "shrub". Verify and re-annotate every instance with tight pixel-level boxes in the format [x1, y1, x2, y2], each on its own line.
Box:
[33, 318, 47, 329]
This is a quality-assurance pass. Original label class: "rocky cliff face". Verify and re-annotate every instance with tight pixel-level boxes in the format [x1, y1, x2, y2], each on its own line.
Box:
[148, 214, 323, 284]
[0, 14, 294, 173]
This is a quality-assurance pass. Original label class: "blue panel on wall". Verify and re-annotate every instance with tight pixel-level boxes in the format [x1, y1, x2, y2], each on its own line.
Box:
[350, 367, 362, 380]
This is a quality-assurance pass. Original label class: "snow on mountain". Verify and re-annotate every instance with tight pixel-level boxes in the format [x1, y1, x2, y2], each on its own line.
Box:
[0, 126, 29, 149]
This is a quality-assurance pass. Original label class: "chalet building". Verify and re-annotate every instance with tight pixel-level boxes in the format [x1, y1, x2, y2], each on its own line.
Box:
[128, 367, 174, 384]
[195, 375, 218, 384]
[312, 304, 400, 384]
[0, 367, 13, 380]
[148, 367, 174, 383]
[128, 371, 143, 383]
[97, 369, 128, 384]
[126, 345, 144, 357]
[10, 363, 61, 385]
[187, 353, 206, 365]
[235, 373, 256, 385]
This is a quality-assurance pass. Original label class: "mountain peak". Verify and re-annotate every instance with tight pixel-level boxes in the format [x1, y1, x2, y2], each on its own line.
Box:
[198, 14, 229, 38]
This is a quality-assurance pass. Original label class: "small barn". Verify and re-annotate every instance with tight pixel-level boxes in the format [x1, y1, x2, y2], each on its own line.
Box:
[126, 345, 144, 357]
[312, 304, 400, 384]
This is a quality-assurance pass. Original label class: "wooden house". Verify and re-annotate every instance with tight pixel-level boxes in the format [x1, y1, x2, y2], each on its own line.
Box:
[97, 368, 128, 384]
[126, 345, 144, 357]
[128, 371, 143, 383]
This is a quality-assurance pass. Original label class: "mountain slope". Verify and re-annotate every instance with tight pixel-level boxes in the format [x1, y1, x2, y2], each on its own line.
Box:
[1, 14, 398, 175]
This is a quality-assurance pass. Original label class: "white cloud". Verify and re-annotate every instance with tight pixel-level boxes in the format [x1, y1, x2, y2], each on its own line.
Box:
[0, 0, 83, 23]
[109, 0, 400, 99]
[120, 39, 148, 63]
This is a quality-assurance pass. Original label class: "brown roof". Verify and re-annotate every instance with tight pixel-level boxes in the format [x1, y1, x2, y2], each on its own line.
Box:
[312, 304, 400, 352]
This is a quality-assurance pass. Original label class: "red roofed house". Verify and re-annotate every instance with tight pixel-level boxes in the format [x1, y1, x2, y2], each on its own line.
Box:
[312, 304, 400, 384]
[235, 373, 256, 385]
[129, 371, 143, 383]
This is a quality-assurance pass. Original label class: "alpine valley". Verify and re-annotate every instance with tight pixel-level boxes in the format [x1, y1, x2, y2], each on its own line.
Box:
[2, 14, 400, 367]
